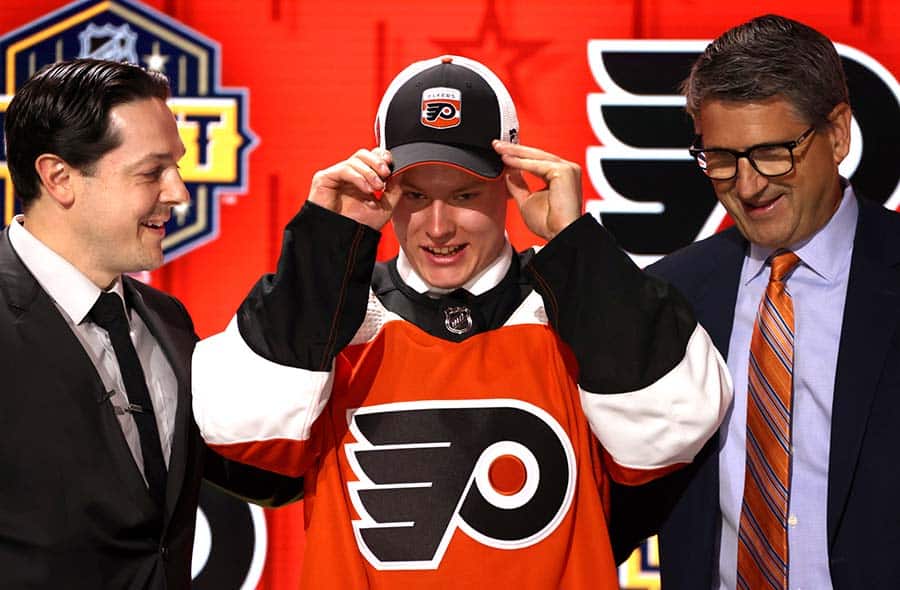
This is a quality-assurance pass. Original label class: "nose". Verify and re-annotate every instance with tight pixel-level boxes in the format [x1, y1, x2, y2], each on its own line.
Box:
[733, 156, 769, 200]
[161, 168, 190, 206]
[425, 199, 454, 241]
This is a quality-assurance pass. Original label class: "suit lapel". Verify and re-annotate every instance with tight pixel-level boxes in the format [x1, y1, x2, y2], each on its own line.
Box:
[125, 279, 194, 517]
[0, 230, 154, 507]
[827, 201, 900, 545]
[657, 229, 747, 586]
[689, 230, 745, 571]
[692, 228, 746, 359]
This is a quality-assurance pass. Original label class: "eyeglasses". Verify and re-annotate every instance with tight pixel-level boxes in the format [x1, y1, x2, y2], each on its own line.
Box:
[689, 125, 816, 180]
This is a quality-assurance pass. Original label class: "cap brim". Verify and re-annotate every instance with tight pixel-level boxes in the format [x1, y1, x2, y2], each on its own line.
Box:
[389, 143, 503, 179]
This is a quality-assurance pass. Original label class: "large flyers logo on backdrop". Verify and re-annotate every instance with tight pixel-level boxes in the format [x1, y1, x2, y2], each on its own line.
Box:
[0, 0, 255, 262]
[586, 40, 900, 267]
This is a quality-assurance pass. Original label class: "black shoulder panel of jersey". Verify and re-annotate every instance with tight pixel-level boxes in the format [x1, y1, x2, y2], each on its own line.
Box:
[371, 247, 535, 343]
[236, 201, 381, 370]
[525, 214, 698, 394]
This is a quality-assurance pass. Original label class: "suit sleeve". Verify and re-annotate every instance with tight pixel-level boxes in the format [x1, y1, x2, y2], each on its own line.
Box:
[192, 201, 381, 477]
[144, 287, 308, 503]
[526, 214, 732, 486]
[201, 446, 305, 507]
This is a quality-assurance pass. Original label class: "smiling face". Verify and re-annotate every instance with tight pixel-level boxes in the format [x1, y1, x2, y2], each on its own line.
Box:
[69, 97, 189, 287]
[696, 96, 850, 249]
[389, 164, 509, 290]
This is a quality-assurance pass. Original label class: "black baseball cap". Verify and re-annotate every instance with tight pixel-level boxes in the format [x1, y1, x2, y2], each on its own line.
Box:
[374, 55, 519, 179]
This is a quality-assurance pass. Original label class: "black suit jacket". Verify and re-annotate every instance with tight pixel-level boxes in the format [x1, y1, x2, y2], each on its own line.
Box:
[610, 197, 900, 589]
[0, 228, 301, 589]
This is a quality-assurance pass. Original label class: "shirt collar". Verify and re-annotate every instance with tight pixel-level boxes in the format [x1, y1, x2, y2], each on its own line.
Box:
[745, 182, 858, 284]
[8, 215, 124, 324]
[396, 242, 514, 296]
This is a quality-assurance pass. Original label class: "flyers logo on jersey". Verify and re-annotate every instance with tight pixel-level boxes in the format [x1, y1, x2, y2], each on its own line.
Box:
[345, 399, 576, 570]
[421, 87, 462, 129]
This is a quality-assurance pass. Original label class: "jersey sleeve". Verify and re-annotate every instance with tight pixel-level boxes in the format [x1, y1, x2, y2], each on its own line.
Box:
[526, 214, 732, 485]
[192, 202, 380, 477]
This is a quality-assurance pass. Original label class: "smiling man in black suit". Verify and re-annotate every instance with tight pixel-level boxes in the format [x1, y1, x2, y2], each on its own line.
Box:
[0, 59, 299, 589]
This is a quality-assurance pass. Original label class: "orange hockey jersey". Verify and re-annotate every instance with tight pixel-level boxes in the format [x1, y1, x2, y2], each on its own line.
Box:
[193, 202, 731, 589]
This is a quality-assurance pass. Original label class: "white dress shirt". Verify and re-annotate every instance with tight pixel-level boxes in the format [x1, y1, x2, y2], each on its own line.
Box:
[8, 216, 177, 482]
[396, 241, 514, 296]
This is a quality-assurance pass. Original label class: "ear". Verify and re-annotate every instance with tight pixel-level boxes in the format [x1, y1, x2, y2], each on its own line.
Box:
[34, 153, 76, 208]
[826, 102, 852, 165]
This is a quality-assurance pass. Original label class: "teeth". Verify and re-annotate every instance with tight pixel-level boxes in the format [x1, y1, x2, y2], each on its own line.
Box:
[427, 245, 463, 256]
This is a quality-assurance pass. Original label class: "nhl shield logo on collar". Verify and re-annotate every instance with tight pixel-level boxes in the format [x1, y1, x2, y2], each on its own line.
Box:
[443, 306, 473, 335]
[421, 87, 462, 129]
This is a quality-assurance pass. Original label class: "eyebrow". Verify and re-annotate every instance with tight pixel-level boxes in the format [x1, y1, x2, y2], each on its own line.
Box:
[124, 150, 185, 173]
[398, 179, 484, 193]
[697, 134, 801, 151]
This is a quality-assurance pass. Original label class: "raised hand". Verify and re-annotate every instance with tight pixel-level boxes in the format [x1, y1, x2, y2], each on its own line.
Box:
[494, 140, 582, 241]
[307, 148, 400, 230]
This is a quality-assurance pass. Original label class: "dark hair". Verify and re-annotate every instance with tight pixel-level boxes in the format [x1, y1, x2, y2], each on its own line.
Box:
[682, 14, 849, 125]
[4, 59, 171, 207]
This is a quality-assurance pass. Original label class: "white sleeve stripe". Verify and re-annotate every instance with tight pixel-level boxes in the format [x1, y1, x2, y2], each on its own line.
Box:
[192, 317, 334, 445]
[580, 324, 732, 470]
[503, 291, 549, 327]
[349, 290, 404, 345]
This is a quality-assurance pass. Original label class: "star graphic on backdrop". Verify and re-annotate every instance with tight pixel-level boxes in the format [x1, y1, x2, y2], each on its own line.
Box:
[432, 0, 550, 112]
[143, 42, 170, 73]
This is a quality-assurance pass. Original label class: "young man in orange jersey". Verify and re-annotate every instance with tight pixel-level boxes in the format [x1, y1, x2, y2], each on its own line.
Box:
[192, 55, 732, 588]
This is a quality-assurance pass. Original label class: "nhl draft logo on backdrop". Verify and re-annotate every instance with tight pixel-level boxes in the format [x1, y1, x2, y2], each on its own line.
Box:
[0, 0, 256, 262]
[345, 399, 576, 570]
[421, 87, 462, 129]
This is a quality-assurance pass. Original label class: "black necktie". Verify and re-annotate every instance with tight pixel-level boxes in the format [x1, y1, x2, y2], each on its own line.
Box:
[89, 292, 167, 506]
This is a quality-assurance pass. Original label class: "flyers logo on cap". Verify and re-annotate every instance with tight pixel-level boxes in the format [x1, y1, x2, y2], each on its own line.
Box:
[421, 87, 462, 129]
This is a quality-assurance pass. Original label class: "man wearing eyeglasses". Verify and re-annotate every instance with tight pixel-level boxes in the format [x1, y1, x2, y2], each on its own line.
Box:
[610, 14, 900, 590]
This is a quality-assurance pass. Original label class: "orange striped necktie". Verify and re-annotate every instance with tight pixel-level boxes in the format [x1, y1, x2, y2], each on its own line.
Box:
[736, 250, 801, 590]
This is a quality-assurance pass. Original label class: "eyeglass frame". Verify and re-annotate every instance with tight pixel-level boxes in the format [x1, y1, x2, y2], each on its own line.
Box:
[688, 125, 817, 181]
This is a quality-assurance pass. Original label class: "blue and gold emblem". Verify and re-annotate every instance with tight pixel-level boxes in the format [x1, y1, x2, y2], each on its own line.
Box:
[0, 0, 255, 260]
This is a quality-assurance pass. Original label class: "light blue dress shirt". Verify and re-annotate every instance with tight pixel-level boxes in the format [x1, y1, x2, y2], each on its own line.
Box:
[717, 185, 858, 590]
